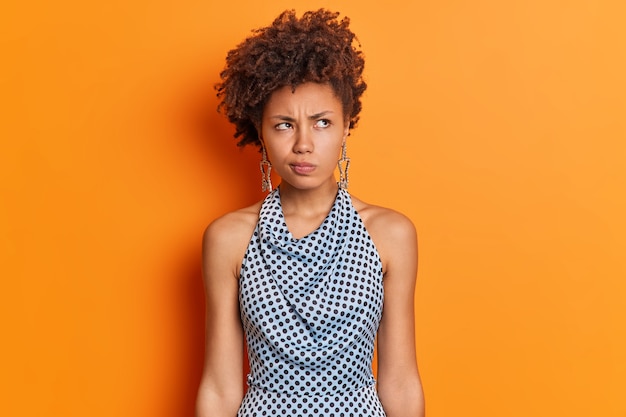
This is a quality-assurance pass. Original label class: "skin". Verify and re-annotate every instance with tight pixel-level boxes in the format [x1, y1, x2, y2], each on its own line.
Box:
[196, 82, 424, 417]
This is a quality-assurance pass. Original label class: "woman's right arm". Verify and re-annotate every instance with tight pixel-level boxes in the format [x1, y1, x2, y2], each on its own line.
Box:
[196, 214, 249, 417]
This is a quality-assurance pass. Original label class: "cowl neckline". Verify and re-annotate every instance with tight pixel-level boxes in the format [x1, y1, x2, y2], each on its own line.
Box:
[257, 187, 351, 297]
[259, 187, 349, 249]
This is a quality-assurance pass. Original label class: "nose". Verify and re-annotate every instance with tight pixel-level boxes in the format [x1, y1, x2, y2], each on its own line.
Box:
[292, 128, 313, 154]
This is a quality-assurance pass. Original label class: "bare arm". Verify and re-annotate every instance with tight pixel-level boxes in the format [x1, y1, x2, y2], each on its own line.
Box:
[371, 211, 425, 417]
[196, 213, 253, 417]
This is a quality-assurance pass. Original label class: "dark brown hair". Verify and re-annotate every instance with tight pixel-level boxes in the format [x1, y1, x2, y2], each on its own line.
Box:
[216, 9, 367, 147]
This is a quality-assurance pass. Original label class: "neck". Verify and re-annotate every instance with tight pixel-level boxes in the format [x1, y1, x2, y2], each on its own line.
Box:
[277, 180, 340, 217]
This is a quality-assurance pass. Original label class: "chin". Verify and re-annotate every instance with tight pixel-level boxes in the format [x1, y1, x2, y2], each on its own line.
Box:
[283, 179, 336, 191]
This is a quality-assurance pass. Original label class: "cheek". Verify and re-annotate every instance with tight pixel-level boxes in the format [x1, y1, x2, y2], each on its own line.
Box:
[323, 143, 343, 165]
[264, 142, 289, 163]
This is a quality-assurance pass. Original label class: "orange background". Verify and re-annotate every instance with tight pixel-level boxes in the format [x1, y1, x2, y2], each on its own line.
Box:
[1, 0, 625, 416]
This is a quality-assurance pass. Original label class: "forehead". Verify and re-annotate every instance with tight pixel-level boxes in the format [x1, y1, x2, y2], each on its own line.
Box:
[264, 83, 342, 114]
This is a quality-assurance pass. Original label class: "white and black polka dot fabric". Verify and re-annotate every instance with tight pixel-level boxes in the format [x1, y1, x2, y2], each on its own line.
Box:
[238, 188, 386, 416]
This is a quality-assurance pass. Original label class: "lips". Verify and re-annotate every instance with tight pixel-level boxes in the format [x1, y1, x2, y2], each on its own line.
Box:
[290, 163, 316, 175]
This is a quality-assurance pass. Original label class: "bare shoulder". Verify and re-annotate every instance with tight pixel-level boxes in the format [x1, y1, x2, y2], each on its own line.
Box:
[204, 200, 262, 241]
[202, 200, 263, 279]
[350, 194, 417, 275]
[350, 194, 417, 242]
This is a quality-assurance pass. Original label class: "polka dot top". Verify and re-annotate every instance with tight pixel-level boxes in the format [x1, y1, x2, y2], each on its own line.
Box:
[239, 188, 384, 398]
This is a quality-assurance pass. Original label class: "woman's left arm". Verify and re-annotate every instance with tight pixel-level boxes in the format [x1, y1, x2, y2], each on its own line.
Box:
[373, 211, 425, 417]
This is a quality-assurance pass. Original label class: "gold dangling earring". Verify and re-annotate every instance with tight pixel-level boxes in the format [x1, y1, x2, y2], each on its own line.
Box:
[337, 141, 350, 190]
[260, 146, 272, 192]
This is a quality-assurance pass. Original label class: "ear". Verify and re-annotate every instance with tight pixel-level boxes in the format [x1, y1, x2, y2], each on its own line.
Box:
[255, 119, 264, 140]
[343, 121, 350, 140]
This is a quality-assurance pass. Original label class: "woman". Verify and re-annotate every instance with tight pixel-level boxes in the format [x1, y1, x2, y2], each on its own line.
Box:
[197, 9, 424, 417]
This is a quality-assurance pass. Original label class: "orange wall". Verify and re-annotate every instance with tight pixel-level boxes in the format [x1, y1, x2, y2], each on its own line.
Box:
[1, 1, 625, 416]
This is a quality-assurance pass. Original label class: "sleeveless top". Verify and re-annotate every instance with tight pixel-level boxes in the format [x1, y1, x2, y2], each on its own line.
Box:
[238, 188, 386, 415]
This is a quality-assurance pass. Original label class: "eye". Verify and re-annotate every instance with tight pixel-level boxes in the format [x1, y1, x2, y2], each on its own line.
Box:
[275, 122, 292, 130]
[315, 119, 331, 128]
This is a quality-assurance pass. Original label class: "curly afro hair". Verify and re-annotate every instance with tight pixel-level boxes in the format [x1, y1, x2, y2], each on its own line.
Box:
[216, 9, 367, 148]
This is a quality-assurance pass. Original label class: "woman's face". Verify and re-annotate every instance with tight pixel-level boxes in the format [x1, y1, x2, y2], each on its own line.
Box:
[260, 82, 349, 191]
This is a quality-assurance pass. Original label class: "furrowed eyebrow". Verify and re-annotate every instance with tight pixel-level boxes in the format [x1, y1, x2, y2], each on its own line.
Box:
[308, 111, 334, 120]
[268, 111, 335, 122]
[270, 115, 297, 122]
